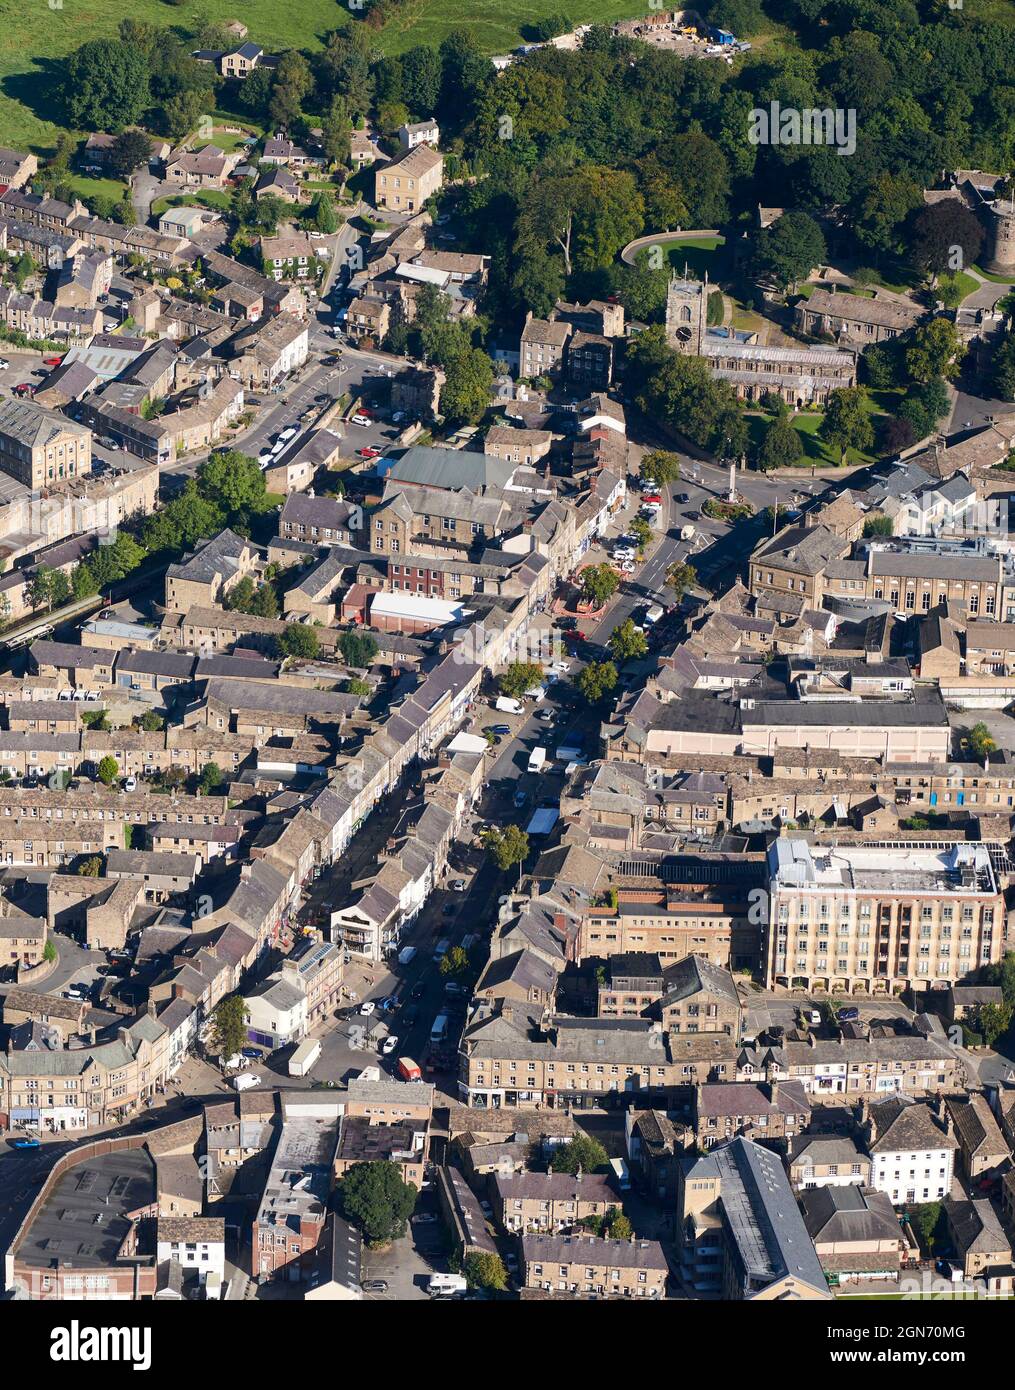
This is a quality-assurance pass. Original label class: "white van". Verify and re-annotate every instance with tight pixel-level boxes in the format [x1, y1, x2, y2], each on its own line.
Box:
[428, 1273, 467, 1296]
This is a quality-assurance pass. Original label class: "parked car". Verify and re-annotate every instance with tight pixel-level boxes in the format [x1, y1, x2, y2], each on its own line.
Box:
[450, 879, 467, 892]
[361, 1279, 389, 1293]
[123, 776, 137, 792]
[381, 1035, 399, 1056]
[359, 1000, 376, 1016]
[350, 413, 371, 427]
[241, 1046, 263, 1059]
[0, 358, 9, 370]
[10, 1137, 40, 1149]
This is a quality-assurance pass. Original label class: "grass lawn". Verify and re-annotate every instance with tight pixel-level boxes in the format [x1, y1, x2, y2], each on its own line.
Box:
[151, 189, 233, 218]
[938, 269, 979, 301]
[972, 264, 1015, 284]
[204, 124, 260, 153]
[60, 171, 127, 206]
[0, 0, 651, 153]
[747, 391, 889, 469]
[663, 235, 729, 280]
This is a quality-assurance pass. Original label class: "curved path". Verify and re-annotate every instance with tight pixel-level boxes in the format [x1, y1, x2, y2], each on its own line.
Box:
[620, 228, 722, 267]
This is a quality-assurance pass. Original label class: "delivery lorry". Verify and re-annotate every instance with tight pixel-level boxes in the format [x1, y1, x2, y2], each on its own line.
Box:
[397, 1056, 422, 1082]
[528, 746, 547, 773]
[430, 1013, 450, 1045]
[495, 696, 524, 714]
[288, 1037, 322, 1077]
[232, 1073, 262, 1092]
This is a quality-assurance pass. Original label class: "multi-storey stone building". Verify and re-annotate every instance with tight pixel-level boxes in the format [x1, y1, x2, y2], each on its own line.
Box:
[763, 838, 1004, 994]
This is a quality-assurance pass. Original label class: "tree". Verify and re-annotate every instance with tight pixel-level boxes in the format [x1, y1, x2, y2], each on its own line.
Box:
[199, 762, 224, 795]
[549, 1133, 609, 1175]
[440, 945, 469, 976]
[210, 996, 247, 1061]
[13, 252, 35, 289]
[639, 451, 681, 486]
[107, 129, 152, 178]
[909, 1202, 945, 1255]
[973, 1001, 1012, 1048]
[528, 13, 571, 41]
[629, 516, 652, 549]
[339, 632, 378, 668]
[863, 513, 894, 537]
[877, 415, 916, 458]
[345, 677, 371, 696]
[97, 756, 119, 786]
[751, 210, 827, 291]
[606, 1211, 633, 1241]
[278, 625, 321, 661]
[667, 562, 698, 599]
[609, 619, 648, 664]
[77, 856, 103, 877]
[339, 1160, 417, 1246]
[196, 450, 266, 516]
[820, 387, 874, 465]
[440, 346, 495, 427]
[968, 722, 997, 760]
[43, 939, 57, 962]
[464, 1251, 508, 1291]
[311, 191, 338, 235]
[910, 201, 984, 280]
[577, 660, 618, 704]
[992, 332, 1015, 402]
[905, 318, 964, 384]
[898, 377, 950, 439]
[63, 39, 151, 131]
[757, 415, 803, 472]
[482, 825, 529, 875]
[853, 174, 923, 260]
[268, 51, 314, 131]
[580, 564, 619, 608]
[28, 567, 58, 612]
[139, 710, 164, 731]
[498, 661, 543, 700]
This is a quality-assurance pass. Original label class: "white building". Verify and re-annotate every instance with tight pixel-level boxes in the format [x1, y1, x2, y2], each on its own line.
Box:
[866, 1097, 958, 1206]
[156, 1217, 226, 1297]
[243, 975, 307, 1050]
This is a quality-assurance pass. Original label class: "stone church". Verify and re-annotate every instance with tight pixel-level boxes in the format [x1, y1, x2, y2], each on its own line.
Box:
[665, 273, 857, 408]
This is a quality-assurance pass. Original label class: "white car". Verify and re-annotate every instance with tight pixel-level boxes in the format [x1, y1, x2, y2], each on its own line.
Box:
[381, 1035, 399, 1056]
[360, 1000, 376, 1016]
[550, 661, 571, 674]
[613, 548, 636, 561]
[620, 561, 637, 574]
[123, 776, 137, 792]
[0, 358, 9, 370]
[351, 413, 371, 427]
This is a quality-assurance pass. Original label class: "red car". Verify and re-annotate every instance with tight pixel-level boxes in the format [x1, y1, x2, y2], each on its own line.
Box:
[42, 355, 64, 367]
[357, 446, 380, 459]
[642, 493, 663, 504]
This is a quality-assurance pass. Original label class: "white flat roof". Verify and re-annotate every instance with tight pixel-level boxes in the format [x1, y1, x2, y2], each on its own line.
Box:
[395, 262, 451, 287]
[370, 591, 466, 624]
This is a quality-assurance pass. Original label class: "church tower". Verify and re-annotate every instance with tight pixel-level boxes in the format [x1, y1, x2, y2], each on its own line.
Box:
[665, 271, 708, 355]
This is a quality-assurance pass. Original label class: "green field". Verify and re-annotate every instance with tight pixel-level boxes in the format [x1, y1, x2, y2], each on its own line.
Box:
[0, 0, 651, 154]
